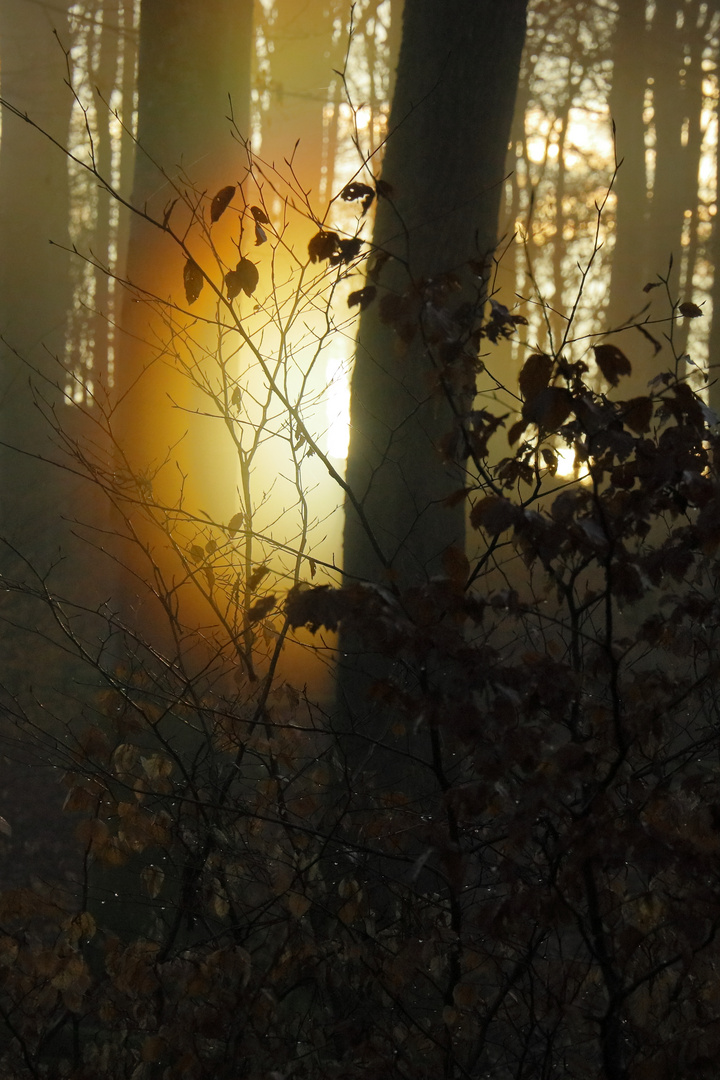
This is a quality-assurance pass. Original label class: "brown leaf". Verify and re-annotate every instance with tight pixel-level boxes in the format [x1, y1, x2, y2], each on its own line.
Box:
[286, 584, 344, 633]
[286, 891, 311, 918]
[522, 386, 574, 431]
[519, 353, 554, 403]
[679, 301, 703, 318]
[331, 237, 363, 265]
[250, 204, 269, 225]
[541, 447, 558, 474]
[341, 181, 374, 202]
[225, 257, 259, 299]
[593, 343, 632, 387]
[141, 1035, 167, 1063]
[227, 511, 244, 537]
[210, 184, 235, 223]
[508, 419, 528, 446]
[183, 258, 203, 305]
[368, 250, 391, 282]
[247, 595, 276, 623]
[442, 545, 470, 585]
[470, 496, 519, 534]
[308, 230, 339, 263]
[248, 563, 270, 591]
[348, 285, 376, 310]
[340, 181, 375, 214]
[622, 396, 653, 435]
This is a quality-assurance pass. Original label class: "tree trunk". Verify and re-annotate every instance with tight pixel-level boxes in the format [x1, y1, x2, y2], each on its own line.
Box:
[605, 0, 649, 332]
[113, 0, 254, 623]
[608, 1, 707, 378]
[343, 0, 529, 588]
[337, 0, 528, 784]
[0, 2, 73, 566]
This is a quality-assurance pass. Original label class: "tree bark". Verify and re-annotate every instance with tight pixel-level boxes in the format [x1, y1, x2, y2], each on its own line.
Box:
[343, 0, 529, 588]
[337, 0, 528, 784]
[0, 1, 73, 566]
[113, 0, 254, 618]
[605, 0, 649, 332]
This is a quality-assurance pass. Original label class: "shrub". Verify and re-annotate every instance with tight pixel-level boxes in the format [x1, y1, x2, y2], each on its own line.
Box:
[0, 100, 719, 1080]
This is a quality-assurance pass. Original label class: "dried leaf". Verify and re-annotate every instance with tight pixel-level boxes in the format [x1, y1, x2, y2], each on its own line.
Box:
[141, 1035, 167, 1062]
[519, 353, 553, 403]
[622, 396, 653, 435]
[75, 817, 110, 853]
[210, 184, 235, 223]
[286, 891, 311, 918]
[189, 544, 204, 564]
[541, 447, 558, 474]
[113, 743, 139, 776]
[508, 419, 528, 446]
[679, 301, 703, 318]
[227, 511, 244, 537]
[140, 754, 173, 780]
[593, 343, 632, 387]
[442, 545, 470, 585]
[247, 595, 276, 623]
[453, 981, 479, 1008]
[63, 785, 97, 814]
[308, 230, 339, 262]
[250, 205, 269, 224]
[522, 386, 574, 431]
[368, 250, 391, 282]
[470, 496, 519, 534]
[348, 285, 376, 310]
[330, 237, 363, 265]
[226, 257, 259, 299]
[286, 584, 344, 633]
[341, 181, 374, 204]
[183, 258, 203, 305]
[248, 563, 270, 591]
[254, 222, 268, 246]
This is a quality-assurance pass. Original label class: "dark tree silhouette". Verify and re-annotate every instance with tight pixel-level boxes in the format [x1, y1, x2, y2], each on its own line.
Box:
[0, 1, 73, 563]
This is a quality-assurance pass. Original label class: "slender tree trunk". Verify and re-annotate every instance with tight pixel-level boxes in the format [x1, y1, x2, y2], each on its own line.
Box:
[0, 2, 73, 566]
[608, 0, 707, 380]
[258, 0, 341, 206]
[113, 0, 254, 621]
[606, 0, 650, 332]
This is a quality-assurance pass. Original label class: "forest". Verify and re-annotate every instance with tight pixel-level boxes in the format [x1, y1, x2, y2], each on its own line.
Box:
[0, 0, 719, 1077]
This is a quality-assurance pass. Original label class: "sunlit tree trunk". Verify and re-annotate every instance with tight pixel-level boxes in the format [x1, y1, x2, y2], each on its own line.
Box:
[258, 0, 341, 206]
[114, 0, 253, 622]
[0, 2, 73, 566]
[606, 0, 649, 333]
[608, 0, 707, 368]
